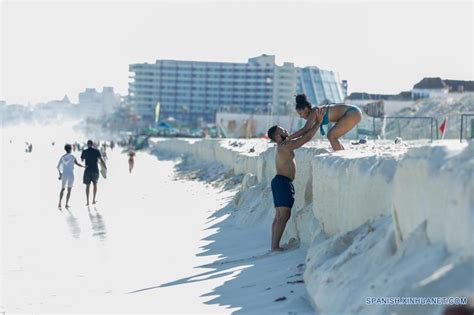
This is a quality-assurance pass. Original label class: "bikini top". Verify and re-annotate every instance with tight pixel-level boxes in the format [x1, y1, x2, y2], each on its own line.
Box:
[318, 106, 331, 136]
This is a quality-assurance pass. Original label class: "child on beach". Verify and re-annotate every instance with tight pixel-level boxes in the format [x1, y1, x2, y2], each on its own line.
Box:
[287, 94, 362, 151]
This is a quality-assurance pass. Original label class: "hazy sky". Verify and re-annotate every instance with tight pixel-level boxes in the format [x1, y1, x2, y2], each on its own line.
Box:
[1, 0, 473, 104]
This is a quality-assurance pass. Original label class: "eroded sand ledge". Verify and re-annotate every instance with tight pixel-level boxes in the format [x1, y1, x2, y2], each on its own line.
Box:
[151, 138, 473, 315]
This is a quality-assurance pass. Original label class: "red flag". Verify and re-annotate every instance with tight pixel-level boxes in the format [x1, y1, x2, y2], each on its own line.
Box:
[439, 117, 448, 138]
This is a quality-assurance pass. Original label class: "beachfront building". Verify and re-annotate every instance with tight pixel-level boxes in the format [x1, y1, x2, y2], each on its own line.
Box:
[296, 67, 344, 106]
[444, 80, 474, 93]
[33, 95, 76, 121]
[1, 103, 33, 125]
[128, 54, 344, 126]
[78, 87, 121, 118]
[412, 77, 449, 99]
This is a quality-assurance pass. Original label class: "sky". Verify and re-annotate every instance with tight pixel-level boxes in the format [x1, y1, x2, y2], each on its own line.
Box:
[1, 0, 473, 104]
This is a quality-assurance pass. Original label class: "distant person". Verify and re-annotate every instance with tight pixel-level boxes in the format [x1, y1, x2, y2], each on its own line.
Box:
[287, 94, 362, 151]
[128, 149, 135, 173]
[57, 144, 84, 209]
[28, 143, 33, 153]
[81, 140, 107, 206]
[110, 140, 115, 150]
[266, 107, 325, 251]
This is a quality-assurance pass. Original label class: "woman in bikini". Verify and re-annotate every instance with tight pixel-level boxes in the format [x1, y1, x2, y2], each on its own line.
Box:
[287, 94, 362, 151]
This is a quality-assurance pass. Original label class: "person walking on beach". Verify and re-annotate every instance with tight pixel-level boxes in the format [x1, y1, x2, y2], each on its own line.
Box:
[128, 149, 135, 173]
[266, 107, 325, 251]
[57, 144, 84, 209]
[287, 94, 362, 151]
[25, 142, 33, 153]
[81, 140, 107, 206]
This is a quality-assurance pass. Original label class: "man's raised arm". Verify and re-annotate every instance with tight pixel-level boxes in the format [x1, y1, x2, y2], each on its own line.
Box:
[282, 108, 326, 150]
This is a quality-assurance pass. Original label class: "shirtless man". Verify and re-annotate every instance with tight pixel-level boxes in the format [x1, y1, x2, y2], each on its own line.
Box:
[266, 108, 325, 251]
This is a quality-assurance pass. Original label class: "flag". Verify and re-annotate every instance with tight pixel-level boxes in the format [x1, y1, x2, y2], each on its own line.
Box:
[155, 103, 161, 124]
[439, 117, 448, 139]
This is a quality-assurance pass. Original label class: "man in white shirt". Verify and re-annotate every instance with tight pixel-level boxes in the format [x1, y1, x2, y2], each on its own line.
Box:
[57, 144, 84, 209]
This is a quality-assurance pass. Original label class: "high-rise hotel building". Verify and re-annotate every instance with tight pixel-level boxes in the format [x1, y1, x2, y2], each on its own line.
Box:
[128, 55, 344, 125]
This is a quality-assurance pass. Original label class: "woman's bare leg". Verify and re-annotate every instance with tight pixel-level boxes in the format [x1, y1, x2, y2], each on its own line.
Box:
[65, 187, 72, 208]
[327, 111, 361, 151]
[58, 188, 65, 208]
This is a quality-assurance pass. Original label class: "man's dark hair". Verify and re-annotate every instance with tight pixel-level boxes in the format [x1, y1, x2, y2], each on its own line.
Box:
[87, 140, 93, 147]
[267, 125, 279, 142]
[64, 144, 72, 152]
[295, 94, 312, 110]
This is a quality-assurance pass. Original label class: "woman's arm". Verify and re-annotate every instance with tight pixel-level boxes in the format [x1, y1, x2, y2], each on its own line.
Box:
[74, 157, 84, 168]
[282, 108, 326, 150]
[287, 108, 318, 140]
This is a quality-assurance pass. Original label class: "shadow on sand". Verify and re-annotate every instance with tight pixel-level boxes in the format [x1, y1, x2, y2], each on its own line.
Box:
[62, 208, 81, 239]
[88, 206, 107, 241]
[127, 150, 313, 314]
[61, 206, 107, 242]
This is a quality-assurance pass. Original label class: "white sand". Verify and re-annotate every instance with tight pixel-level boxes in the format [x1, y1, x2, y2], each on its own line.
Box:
[384, 94, 474, 140]
[2, 122, 472, 314]
[152, 137, 474, 315]
[1, 125, 313, 314]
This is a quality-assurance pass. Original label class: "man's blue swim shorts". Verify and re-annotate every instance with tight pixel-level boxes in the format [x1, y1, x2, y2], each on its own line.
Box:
[271, 175, 295, 208]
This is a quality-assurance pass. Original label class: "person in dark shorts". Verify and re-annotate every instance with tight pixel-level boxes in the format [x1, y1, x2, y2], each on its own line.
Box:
[271, 175, 295, 209]
[266, 107, 325, 251]
[81, 140, 107, 206]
